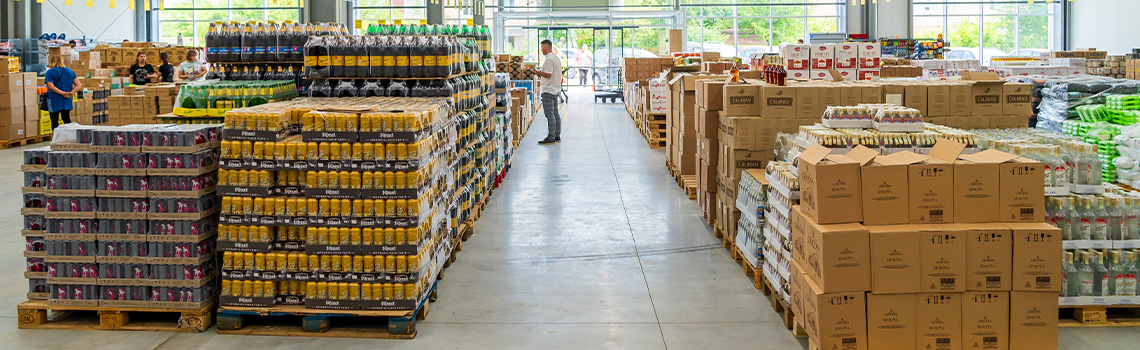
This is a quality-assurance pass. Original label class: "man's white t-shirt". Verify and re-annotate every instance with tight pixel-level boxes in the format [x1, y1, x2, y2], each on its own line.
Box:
[539, 53, 562, 96]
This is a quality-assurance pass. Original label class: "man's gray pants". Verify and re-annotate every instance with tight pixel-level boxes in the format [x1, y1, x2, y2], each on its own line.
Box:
[541, 92, 560, 139]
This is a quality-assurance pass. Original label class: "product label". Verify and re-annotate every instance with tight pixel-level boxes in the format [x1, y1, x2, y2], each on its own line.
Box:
[344, 56, 357, 67]
[424, 56, 436, 67]
[396, 56, 409, 67]
[330, 55, 344, 66]
[1081, 280, 1093, 294]
[438, 56, 449, 66]
[357, 56, 369, 67]
[384, 56, 396, 67]
[1044, 165, 1054, 186]
[370, 56, 383, 66]
[1103, 276, 1110, 296]
[1081, 218, 1092, 240]
[1095, 218, 1108, 239]
[1057, 164, 1069, 184]
[1086, 164, 1096, 184]
[1061, 274, 1069, 296]
[410, 56, 422, 66]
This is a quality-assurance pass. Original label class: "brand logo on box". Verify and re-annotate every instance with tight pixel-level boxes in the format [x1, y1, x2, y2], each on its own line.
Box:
[843, 45, 852, 50]
[794, 47, 801, 52]
[976, 95, 1000, 104]
[729, 96, 754, 105]
[1007, 95, 1031, 103]
[767, 97, 794, 106]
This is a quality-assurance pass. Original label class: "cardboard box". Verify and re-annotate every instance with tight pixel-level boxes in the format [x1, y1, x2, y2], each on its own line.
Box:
[919, 225, 966, 292]
[999, 157, 1045, 222]
[835, 43, 858, 69]
[866, 293, 916, 350]
[0, 105, 24, 124]
[962, 72, 1005, 115]
[0, 89, 23, 108]
[883, 84, 905, 105]
[790, 205, 871, 293]
[963, 291, 1010, 350]
[858, 42, 881, 69]
[0, 72, 27, 90]
[1009, 292, 1058, 350]
[861, 151, 924, 225]
[22, 73, 37, 89]
[860, 84, 882, 104]
[810, 43, 835, 70]
[718, 143, 770, 182]
[954, 149, 1009, 223]
[795, 85, 821, 119]
[24, 102, 39, 122]
[797, 267, 868, 350]
[1003, 83, 1032, 116]
[697, 107, 719, 139]
[0, 122, 26, 140]
[909, 140, 964, 224]
[904, 84, 929, 116]
[697, 79, 726, 110]
[719, 116, 776, 150]
[722, 83, 760, 116]
[937, 223, 1013, 292]
[949, 83, 973, 116]
[23, 90, 38, 109]
[797, 144, 869, 224]
[760, 85, 796, 118]
[867, 224, 921, 294]
[782, 44, 810, 70]
[1007, 222, 1061, 292]
[916, 293, 963, 350]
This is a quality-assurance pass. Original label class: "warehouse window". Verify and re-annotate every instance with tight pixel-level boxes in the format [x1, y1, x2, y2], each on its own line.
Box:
[354, 0, 428, 34]
[157, 0, 302, 48]
[912, 1, 1062, 65]
[681, 0, 844, 58]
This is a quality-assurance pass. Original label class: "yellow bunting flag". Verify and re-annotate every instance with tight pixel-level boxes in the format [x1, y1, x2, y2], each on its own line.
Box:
[87, 0, 93, 7]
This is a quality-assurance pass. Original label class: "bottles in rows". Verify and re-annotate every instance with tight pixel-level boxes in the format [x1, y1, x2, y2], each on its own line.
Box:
[307, 79, 456, 99]
[206, 21, 343, 63]
[1061, 249, 1140, 297]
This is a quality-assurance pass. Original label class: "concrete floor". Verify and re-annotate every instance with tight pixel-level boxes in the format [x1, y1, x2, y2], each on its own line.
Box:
[2, 88, 1140, 349]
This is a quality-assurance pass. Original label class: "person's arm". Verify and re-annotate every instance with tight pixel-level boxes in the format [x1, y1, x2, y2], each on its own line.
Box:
[146, 65, 158, 80]
[178, 65, 192, 80]
[70, 77, 83, 94]
[46, 82, 70, 97]
[532, 59, 554, 78]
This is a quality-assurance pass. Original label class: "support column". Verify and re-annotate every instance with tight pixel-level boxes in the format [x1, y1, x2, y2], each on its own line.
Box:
[473, 0, 484, 25]
[309, 0, 350, 24]
[426, 0, 443, 25]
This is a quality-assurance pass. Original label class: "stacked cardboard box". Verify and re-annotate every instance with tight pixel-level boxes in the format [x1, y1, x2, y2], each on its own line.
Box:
[694, 78, 725, 222]
[495, 56, 534, 81]
[666, 73, 728, 177]
[0, 72, 41, 140]
[622, 57, 675, 83]
[145, 85, 179, 118]
[781, 43, 880, 81]
[788, 140, 1058, 350]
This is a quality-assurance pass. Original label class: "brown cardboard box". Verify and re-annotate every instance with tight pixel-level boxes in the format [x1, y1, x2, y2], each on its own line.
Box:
[819, 84, 844, 107]
[867, 225, 921, 294]
[795, 85, 820, 119]
[718, 143, 770, 182]
[882, 84, 905, 105]
[24, 102, 38, 122]
[919, 225, 966, 292]
[943, 223, 1014, 291]
[0, 89, 23, 107]
[790, 205, 871, 293]
[797, 266, 868, 350]
[999, 158, 1045, 222]
[699, 160, 716, 194]
[719, 116, 776, 150]
[843, 86, 863, 106]
[1003, 83, 1032, 116]
[860, 84, 882, 104]
[954, 149, 1010, 223]
[697, 108, 718, 139]
[789, 260, 805, 318]
[962, 72, 1005, 115]
[861, 151, 925, 225]
[0, 122, 26, 140]
[721, 83, 760, 116]
[963, 291, 1010, 350]
[0, 105, 24, 124]
[22, 73, 37, 89]
[949, 83, 973, 116]
[23, 90, 38, 109]
[697, 79, 726, 110]
[904, 84, 929, 116]
[0, 72, 26, 90]
[797, 144, 869, 224]
[866, 293, 916, 350]
[760, 85, 796, 118]
[678, 154, 697, 176]
[1009, 292, 1058, 350]
[916, 293, 963, 350]
[1006, 222, 1061, 292]
[928, 84, 951, 116]
[909, 140, 964, 224]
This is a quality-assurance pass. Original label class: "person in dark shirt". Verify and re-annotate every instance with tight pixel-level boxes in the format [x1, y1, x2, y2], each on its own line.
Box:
[158, 52, 175, 83]
[129, 52, 158, 85]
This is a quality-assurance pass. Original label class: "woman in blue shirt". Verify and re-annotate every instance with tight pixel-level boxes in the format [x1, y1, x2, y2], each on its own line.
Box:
[45, 55, 82, 129]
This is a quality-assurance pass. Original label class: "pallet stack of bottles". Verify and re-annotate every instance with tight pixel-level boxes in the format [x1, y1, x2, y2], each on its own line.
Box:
[27, 124, 222, 308]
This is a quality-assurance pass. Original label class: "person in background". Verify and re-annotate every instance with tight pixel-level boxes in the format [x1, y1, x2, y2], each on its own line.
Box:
[797, 39, 804, 44]
[533, 39, 563, 145]
[44, 55, 82, 129]
[129, 52, 158, 85]
[178, 49, 207, 82]
[158, 52, 175, 83]
[574, 44, 593, 86]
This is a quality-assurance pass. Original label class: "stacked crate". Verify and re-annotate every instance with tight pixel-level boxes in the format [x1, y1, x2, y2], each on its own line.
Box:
[22, 147, 50, 300]
[0, 72, 40, 139]
[694, 78, 725, 222]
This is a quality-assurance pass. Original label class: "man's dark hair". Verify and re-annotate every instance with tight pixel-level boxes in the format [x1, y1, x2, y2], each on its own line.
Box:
[541, 39, 552, 47]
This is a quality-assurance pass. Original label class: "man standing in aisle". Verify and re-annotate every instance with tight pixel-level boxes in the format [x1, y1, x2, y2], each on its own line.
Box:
[534, 39, 563, 145]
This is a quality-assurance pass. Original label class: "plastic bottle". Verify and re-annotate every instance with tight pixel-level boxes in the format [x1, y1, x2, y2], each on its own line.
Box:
[1110, 197, 1124, 240]
[1094, 250, 1110, 296]
[333, 80, 358, 97]
[1126, 197, 1140, 240]
[396, 35, 411, 78]
[304, 35, 329, 79]
[309, 80, 332, 97]
[240, 23, 254, 62]
[1062, 251, 1076, 297]
[206, 24, 217, 62]
[366, 36, 383, 79]
[1078, 197, 1093, 240]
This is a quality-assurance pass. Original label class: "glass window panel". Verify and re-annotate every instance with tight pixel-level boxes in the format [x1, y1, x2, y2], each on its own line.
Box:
[986, 3, 1016, 16]
[267, 9, 299, 21]
[196, 0, 228, 8]
[161, 22, 194, 45]
[1020, 3, 1051, 15]
[232, 0, 265, 8]
[195, 22, 213, 47]
[913, 4, 944, 16]
[197, 10, 229, 21]
[162, 10, 194, 21]
[806, 4, 838, 17]
[358, 0, 391, 6]
[771, 17, 805, 47]
[807, 17, 837, 33]
[945, 16, 980, 56]
[737, 17, 773, 56]
[982, 16, 1014, 54]
[947, 3, 982, 16]
[231, 10, 265, 22]
[912, 16, 945, 40]
[737, 5, 768, 17]
[165, 0, 193, 8]
[771, 5, 805, 17]
[1018, 16, 1050, 50]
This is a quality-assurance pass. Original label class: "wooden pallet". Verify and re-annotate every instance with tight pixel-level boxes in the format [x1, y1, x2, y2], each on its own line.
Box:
[761, 277, 808, 339]
[680, 175, 697, 200]
[647, 113, 666, 121]
[17, 299, 214, 332]
[732, 245, 764, 292]
[216, 282, 437, 339]
[0, 135, 50, 150]
[1059, 305, 1140, 327]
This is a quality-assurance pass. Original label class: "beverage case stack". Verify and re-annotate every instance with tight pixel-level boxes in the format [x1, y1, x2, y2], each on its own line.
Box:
[25, 124, 223, 308]
[215, 97, 458, 310]
[787, 139, 1059, 350]
[780, 42, 880, 81]
[0, 72, 43, 139]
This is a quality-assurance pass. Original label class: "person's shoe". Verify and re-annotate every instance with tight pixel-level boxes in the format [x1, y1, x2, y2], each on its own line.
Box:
[555, 137, 561, 143]
[538, 138, 556, 145]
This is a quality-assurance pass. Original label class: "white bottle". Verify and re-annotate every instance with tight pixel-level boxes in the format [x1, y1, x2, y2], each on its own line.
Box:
[177, 33, 184, 46]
